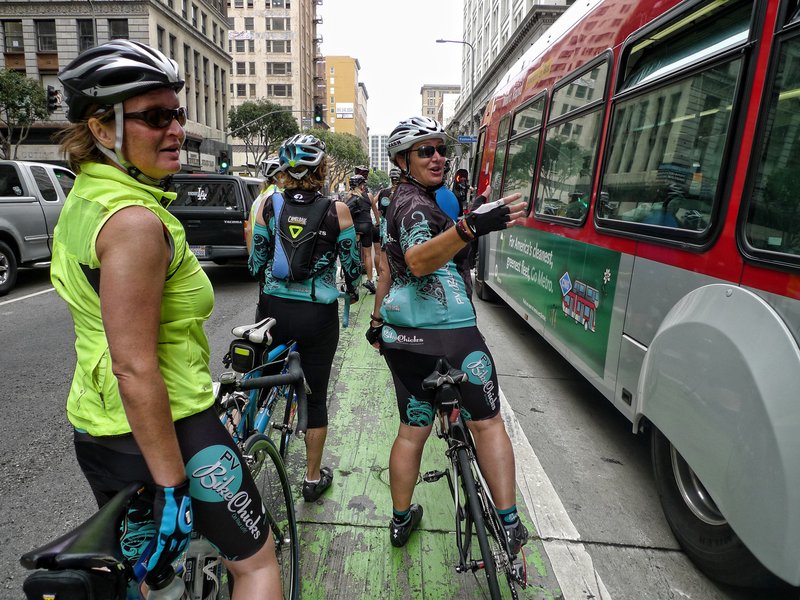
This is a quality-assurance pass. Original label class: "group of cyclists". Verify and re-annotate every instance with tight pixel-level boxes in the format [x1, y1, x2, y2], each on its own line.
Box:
[44, 39, 529, 598]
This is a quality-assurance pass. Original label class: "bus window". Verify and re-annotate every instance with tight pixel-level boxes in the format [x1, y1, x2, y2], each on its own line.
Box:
[535, 62, 607, 222]
[745, 33, 800, 263]
[600, 0, 751, 237]
[471, 128, 486, 190]
[489, 115, 512, 199]
[501, 95, 546, 209]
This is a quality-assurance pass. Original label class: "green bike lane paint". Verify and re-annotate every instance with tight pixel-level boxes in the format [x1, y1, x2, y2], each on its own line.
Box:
[280, 293, 563, 599]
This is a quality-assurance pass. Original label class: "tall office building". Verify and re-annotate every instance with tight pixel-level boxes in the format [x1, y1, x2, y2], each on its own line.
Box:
[226, 0, 321, 167]
[324, 55, 368, 151]
[0, 0, 230, 171]
[420, 84, 461, 123]
[369, 134, 388, 174]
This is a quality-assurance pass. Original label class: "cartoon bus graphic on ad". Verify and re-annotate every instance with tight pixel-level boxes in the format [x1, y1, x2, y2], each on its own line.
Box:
[560, 272, 600, 332]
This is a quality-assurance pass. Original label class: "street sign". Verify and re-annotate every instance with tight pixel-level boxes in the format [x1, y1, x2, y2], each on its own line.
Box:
[457, 135, 478, 143]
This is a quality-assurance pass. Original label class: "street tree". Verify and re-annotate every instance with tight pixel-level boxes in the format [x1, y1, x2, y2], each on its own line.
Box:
[228, 100, 299, 168]
[367, 169, 389, 193]
[310, 129, 369, 193]
[0, 71, 49, 160]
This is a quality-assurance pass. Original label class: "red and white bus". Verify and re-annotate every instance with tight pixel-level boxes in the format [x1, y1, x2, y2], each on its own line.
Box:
[472, 0, 800, 588]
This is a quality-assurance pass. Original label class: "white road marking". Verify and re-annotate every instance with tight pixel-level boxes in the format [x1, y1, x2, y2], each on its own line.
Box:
[0, 287, 55, 306]
[500, 389, 612, 599]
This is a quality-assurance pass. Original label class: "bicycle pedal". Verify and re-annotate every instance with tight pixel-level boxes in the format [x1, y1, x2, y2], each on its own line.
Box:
[422, 469, 446, 483]
[511, 556, 528, 587]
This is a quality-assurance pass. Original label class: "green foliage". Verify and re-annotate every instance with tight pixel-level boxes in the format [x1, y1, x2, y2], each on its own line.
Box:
[367, 169, 389, 193]
[228, 100, 299, 168]
[309, 129, 369, 191]
[0, 71, 49, 159]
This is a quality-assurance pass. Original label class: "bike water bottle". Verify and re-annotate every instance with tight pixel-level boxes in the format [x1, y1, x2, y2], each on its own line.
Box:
[183, 533, 223, 600]
[146, 566, 189, 600]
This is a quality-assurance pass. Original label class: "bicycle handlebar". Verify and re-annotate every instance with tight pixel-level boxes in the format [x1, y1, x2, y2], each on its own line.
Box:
[237, 351, 308, 437]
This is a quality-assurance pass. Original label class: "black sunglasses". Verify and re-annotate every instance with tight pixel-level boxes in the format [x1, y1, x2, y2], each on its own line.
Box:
[415, 144, 448, 159]
[123, 107, 187, 129]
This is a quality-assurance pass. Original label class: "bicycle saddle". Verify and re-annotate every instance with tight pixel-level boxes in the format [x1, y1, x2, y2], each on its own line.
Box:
[422, 358, 468, 390]
[20, 481, 144, 571]
[231, 317, 276, 345]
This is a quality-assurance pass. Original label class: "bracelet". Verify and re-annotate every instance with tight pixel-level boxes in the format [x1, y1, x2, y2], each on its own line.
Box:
[455, 218, 474, 242]
[370, 314, 383, 323]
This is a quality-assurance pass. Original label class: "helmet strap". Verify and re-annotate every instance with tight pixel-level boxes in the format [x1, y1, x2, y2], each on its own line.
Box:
[93, 103, 172, 190]
[399, 150, 443, 195]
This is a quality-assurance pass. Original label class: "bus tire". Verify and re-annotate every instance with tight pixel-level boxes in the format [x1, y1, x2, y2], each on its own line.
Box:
[475, 276, 498, 302]
[651, 427, 787, 589]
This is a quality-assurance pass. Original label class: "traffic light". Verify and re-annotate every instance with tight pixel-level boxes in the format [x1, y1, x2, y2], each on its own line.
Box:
[218, 151, 230, 174]
[313, 104, 324, 124]
[46, 85, 59, 114]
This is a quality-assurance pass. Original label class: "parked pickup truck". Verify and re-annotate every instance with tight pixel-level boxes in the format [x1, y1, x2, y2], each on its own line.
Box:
[167, 173, 262, 263]
[0, 160, 76, 295]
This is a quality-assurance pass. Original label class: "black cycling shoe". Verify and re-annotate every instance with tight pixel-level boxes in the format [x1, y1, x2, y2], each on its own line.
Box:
[363, 280, 376, 294]
[389, 504, 423, 548]
[503, 519, 529, 555]
[302, 466, 333, 502]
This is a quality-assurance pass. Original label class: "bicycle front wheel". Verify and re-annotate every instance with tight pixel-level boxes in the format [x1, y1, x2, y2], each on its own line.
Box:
[456, 447, 502, 599]
[242, 433, 300, 600]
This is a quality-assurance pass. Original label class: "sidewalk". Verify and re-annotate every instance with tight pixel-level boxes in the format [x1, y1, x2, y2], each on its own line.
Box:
[284, 294, 562, 599]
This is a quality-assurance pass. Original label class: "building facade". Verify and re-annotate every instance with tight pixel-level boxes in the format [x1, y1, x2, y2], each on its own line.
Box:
[420, 84, 461, 123]
[324, 55, 368, 151]
[369, 134, 388, 174]
[226, 0, 322, 167]
[448, 0, 574, 167]
[0, 0, 230, 171]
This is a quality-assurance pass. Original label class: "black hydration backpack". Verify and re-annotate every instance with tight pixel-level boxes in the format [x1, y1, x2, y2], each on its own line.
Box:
[271, 191, 331, 282]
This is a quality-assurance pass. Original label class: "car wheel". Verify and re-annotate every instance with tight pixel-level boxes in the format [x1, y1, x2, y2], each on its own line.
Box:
[0, 241, 18, 296]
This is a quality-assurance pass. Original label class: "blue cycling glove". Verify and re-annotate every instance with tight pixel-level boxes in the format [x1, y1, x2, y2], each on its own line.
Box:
[145, 480, 193, 578]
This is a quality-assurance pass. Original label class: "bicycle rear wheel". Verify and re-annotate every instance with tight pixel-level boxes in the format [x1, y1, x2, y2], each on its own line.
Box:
[456, 447, 502, 599]
[242, 434, 300, 600]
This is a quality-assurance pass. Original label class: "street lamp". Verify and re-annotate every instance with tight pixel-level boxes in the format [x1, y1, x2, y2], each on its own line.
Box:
[436, 38, 475, 149]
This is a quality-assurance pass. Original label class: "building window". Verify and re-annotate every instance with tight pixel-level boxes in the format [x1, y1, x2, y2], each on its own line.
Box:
[266, 17, 290, 30]
[191, 4, 198, 28]
[77, 20, 95, 52]
[201, 13, 207, 35]
[157, 26, 165, 53]
[266, 40, 291, 53]
[182, 0, 188, 18]
[235, 39, 245, 52]
[330, 66, 334, 74]
[193, 50, 200, 79]
[36, 20, 57, 52]
[267, 0, 290, 7]
[183, 44, 190, 77]
[249, 83, 256, 97]
[3, 21, 23, 53]
[268, 84, 292, 97]
[234, 0, 243, 7]
[236, 61, 246, 75]
[109, 19, 129, 40]
[237, 83, 246, 96]
[169, 34, 177, 60]
[244, 17, 254, 30]
[266, 62, 291, 75]
[249, 61, 255, 75]
[212, 23, 217, 44]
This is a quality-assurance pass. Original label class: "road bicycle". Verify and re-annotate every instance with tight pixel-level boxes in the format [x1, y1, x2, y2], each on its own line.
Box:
[421, 358, 528, 600]
[20, 359, 307, 600]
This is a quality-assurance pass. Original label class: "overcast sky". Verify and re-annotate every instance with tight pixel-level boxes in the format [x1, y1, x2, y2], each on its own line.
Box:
[317, 0, 464, 137]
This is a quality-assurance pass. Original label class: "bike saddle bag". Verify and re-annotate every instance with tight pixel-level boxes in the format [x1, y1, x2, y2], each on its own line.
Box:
[226, 339, 266, 373]
[23, 568, 126, 600]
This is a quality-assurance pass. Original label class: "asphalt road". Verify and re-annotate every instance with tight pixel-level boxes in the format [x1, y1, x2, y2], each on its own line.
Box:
[0, 264, 796, 599]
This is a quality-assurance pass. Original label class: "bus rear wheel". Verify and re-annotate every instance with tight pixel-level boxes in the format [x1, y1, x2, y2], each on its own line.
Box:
[650, 427, 786, 589]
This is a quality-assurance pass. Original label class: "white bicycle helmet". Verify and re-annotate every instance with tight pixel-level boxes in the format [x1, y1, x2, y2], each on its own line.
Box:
[389, 167, 401, 182]
[59, 40, 184, 123]
[278, 134, 326, 180]
[387, 116, 447, 162]
[260, 157, 282, 179]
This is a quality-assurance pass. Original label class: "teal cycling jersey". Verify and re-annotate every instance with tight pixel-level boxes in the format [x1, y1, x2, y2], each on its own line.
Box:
[248, 188, 361, 303]
[381, 182, 476, 330]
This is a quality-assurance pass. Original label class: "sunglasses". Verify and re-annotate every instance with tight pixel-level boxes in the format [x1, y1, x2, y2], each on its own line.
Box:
[123, 107, 187, 129]
[414, 144, 448, 159]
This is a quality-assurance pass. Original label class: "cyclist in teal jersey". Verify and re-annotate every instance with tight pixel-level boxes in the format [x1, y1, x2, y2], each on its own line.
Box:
[51, 40, 280, 597]
[367, 117, 530, 553]
[249, 134, 362, 502]
[245, 156, 282, 254]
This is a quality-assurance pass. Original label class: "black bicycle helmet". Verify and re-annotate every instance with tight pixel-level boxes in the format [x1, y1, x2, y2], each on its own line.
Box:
[59, 40, 184, 123]
[389, 167, 401, 182]
[349, 175, 365, 189]
[354, 165, 370, 178]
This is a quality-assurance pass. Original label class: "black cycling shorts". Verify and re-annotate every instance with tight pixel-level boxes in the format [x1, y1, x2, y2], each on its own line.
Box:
[371, 225, 380, 246]
[382, 327, 501, 426]
[354, 221, 373, 246]
[74, 408, 268, 563]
